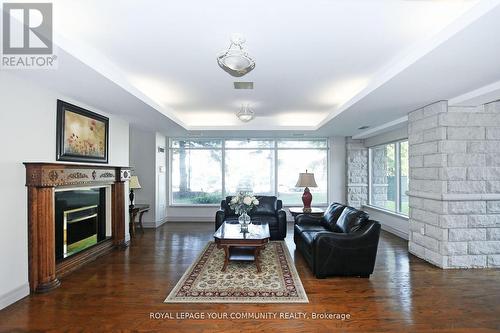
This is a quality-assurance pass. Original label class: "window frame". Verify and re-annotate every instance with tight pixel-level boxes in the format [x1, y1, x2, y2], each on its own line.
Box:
[368, 139, 409, 216]
[168, 138, 329, 207]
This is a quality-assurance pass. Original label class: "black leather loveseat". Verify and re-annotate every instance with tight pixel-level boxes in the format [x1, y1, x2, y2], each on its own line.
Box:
[215, 196, 287, 240]
[294, 203, 381, 278]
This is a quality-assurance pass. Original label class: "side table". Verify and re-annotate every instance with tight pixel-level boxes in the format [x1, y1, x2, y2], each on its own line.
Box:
[288, 207, 325, 219]
[129, 204, 150, 237]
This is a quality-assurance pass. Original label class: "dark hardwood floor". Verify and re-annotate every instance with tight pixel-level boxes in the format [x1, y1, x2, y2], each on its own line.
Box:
[1, 222, 499, 332]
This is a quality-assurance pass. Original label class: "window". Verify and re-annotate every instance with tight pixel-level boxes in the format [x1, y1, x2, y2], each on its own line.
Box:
[170, 140, 222, 204]
[277, 140, 328, 205]
[169, 139, 328, 205]
[369, 140, 408, 215]
[225, 140, 275, 195]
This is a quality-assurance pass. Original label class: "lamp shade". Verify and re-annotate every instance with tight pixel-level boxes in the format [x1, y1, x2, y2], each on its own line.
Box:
[129, 176, 142, 189]
[295, 172, 318, 188]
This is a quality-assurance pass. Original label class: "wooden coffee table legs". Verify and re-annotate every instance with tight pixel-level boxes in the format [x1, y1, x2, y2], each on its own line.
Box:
[217, 244, 265, 273]
[221, 246, 230, 272]
[254, 247, 262, 273]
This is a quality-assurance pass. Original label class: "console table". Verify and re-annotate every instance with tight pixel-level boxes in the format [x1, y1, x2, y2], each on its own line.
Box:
[129, 204, 149, 237]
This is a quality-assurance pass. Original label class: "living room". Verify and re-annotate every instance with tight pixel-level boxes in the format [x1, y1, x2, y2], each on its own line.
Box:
[1, 1, 500, 332]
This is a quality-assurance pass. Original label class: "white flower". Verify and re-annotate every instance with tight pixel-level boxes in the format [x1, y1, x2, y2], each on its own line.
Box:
[253, 199, 259, 205]
[230, 197, 238, 204]
[243, 196, 252, 205]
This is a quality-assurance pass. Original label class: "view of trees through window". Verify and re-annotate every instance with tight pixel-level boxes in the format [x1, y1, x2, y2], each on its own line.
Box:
[369, 140, 409, 215]
[170, 139, 328, 205]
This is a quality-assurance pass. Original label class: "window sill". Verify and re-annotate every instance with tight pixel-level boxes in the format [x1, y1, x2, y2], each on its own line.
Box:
[363, 204, 409, 220]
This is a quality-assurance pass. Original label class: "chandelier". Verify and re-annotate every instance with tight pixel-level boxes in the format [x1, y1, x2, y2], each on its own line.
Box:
[236, 104, 255, 122]
[217, 34, 255, 77]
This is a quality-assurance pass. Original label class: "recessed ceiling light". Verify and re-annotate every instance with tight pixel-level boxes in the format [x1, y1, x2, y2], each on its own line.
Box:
[234, 82, 254, 89]
[358, 125, 370, 130]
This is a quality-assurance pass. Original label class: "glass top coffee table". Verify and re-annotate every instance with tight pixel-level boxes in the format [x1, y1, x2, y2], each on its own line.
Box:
[213, 222, 270, 273]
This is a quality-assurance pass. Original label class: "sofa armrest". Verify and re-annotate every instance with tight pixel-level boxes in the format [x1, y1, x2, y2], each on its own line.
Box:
[295, 214, 324, 226]
[277, 209, 287, 239]
[215, 210, 225, 231]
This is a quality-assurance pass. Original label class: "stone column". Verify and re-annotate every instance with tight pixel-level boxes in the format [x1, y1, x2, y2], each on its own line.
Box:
[346, 138, 368, 209]
[408, 100, 500, 268]
[371, 145, 389, 208]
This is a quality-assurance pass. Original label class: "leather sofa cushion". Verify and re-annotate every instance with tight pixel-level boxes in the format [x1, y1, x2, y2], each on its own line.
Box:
[252, 196, 278, 216]
[335, 207, 369, 233]
[295, 223, 328, 235]
[322, 203, 346, 232]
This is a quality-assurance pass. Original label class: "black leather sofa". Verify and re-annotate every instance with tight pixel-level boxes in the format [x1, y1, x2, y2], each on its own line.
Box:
[294, 203, 381, 278]
[215, 196, 287, 240]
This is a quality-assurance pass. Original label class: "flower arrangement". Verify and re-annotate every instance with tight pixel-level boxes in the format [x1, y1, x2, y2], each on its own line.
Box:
[229, 191, 259, 215]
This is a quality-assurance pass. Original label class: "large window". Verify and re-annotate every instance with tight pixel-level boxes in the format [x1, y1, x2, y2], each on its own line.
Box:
[170, 140, 222, 204]
[169, 139, 328, 205]
[369, 140, 408, 215]
[277, 140, 328, 205]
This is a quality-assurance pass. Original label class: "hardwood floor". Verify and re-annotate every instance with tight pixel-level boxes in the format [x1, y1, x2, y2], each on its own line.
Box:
[1, 222, 499, 332]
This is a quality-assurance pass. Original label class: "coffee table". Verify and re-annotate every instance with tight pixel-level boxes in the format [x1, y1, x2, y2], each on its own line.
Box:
[213, 222, 270, 273]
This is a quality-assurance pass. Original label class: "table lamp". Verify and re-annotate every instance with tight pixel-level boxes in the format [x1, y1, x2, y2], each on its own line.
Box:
[129, 175, 142, 207]
[295, 170, 317, 213]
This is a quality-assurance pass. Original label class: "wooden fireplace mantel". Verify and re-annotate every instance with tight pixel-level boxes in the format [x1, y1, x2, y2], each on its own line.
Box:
[24, 162, 131, 293]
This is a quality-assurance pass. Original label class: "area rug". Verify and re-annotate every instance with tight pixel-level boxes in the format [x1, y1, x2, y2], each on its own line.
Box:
[165, 241, 308, 303]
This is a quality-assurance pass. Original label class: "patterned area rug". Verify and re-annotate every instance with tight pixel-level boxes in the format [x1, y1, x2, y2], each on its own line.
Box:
[165, 241, 308, 303]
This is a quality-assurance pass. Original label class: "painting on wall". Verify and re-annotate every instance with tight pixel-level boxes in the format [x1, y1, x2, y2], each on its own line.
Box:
[56, 100, 109, 163]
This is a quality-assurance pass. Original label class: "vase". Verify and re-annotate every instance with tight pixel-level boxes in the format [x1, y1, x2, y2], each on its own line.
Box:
[238, 211, 251, 232]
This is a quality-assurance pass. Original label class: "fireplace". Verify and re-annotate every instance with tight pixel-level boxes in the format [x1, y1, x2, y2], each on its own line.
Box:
[55, 188, 108, 261]
[24, 163, 130, 293]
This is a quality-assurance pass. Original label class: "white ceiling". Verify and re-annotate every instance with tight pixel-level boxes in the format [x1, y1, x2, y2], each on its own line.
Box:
[6, 0, 500, 136]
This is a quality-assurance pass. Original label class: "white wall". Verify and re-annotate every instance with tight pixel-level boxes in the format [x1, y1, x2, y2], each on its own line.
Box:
[128, 129, 167, 227]
[129, 127, 156, 224]
[364, 126, 408, 147]
[0, 72, 130, 310]
[155, 133, 167, 225]
[363, 206, 409, 239]
[329, 136, 346, 204]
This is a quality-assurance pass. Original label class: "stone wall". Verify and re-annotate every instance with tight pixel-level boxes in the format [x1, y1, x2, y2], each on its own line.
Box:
[346, 138, 368, 208]
[408, 100, 500, 268]
[371, 145, 390, 208]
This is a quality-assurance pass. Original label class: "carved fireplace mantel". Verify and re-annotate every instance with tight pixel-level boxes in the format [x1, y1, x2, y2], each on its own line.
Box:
[24, 162, 131, 293]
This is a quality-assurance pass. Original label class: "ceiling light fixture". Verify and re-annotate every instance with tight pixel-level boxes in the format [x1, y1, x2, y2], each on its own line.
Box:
[236, 104, 255, 122]
[217, 34, 255, 77]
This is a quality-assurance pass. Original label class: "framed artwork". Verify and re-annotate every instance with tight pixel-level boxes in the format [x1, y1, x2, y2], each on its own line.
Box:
[56, 100, 109, 163]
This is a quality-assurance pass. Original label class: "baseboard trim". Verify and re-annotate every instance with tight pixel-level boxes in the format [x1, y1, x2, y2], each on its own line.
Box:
[0, 283, 30, 310]
[142, 218, 168, 228]
[381, 224, 409, 240]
